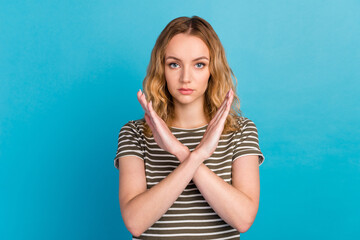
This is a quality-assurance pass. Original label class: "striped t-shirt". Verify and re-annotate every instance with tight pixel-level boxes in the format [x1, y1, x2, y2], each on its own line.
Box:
[114, 116, 265, 240]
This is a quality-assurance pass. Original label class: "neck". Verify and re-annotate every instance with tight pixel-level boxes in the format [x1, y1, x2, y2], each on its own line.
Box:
[171, 99, 209, 129]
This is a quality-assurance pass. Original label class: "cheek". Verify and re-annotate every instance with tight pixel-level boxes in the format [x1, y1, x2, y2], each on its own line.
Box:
[198, 71, 210, 90]
[165, 68, 175, 81]
[164, 69, 170, 83]
[164, 73, 176, 94]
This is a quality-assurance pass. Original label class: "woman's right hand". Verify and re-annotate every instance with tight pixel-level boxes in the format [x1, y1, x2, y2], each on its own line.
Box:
[194, 89, 234, 160]
[137, 90, 189, 160]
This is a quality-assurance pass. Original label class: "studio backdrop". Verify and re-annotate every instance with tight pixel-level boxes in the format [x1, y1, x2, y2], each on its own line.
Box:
[1, 1, 359, 239]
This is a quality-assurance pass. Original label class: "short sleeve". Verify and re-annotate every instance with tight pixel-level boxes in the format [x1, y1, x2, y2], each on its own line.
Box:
[114, 120, 144, 170]
[233, 118, 265, 166]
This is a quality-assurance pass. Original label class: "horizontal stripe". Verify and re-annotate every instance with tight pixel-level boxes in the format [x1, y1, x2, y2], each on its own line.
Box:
[141, 228, 237, 237]
[156, 218, 224, 224]
[169, 206, 212, 211]
[133, 234, 240, 240]
[114, 116, 265, 239]
[149, 223, 229, 230]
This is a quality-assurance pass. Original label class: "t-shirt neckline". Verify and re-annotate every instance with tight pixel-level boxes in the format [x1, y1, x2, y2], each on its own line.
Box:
[170, 124, 208, 131]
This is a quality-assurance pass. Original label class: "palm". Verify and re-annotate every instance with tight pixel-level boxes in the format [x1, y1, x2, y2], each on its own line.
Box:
[149, 115, 177, 153]
[136, 89, 234, 161]
[137, 90, 184, 155]
[195, 89, 234, 159]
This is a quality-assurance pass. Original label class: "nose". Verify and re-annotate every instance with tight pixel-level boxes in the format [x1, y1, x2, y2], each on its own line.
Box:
[180, 65, 191, 83]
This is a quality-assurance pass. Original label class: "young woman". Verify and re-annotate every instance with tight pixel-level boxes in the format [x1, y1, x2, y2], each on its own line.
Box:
[114, 16, 265, 240]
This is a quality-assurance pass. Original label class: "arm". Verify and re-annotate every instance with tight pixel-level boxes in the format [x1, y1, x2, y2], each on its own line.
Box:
[119, 90, 204, 237]
[119, 150, 204, 237]
[124, 88, 242, 236]
[173, 88, 260, 232]
[177, 149, 260, 233]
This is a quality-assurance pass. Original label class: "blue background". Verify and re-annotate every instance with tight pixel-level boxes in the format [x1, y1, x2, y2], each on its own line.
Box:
[1, 0, 359, 239]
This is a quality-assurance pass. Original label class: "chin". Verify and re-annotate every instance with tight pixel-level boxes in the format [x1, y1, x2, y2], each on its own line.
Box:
[175, 97, 202, 106]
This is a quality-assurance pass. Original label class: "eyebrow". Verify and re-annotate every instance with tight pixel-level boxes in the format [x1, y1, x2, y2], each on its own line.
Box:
[165, 56, 209, 61]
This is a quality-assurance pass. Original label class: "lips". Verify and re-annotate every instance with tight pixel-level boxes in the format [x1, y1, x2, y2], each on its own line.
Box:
[178, 88, 194, 95]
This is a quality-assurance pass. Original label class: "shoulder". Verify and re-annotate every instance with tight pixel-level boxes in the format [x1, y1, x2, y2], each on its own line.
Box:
[119, 118, 146, 136]
[235, 116, 258, 133]
[122, 118, 145, 128]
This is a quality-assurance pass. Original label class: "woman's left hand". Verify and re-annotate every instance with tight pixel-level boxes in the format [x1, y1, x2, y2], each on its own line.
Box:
[137, 90, 189, 160]
[194, 89, 234, 160]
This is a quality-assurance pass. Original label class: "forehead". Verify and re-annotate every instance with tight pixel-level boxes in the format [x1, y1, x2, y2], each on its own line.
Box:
[165, 33, 209, 59]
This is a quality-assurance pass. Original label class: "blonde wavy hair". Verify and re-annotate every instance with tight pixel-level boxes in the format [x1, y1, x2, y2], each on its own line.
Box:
[143, 15, 244, 137]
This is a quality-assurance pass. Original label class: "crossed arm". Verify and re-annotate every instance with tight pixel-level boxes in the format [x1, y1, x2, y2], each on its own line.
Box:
[118, 89, 260, 237]
[179, 150, 260, 233]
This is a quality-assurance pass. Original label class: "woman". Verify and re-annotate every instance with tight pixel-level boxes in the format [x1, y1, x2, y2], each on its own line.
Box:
[114, 16, 265, 240]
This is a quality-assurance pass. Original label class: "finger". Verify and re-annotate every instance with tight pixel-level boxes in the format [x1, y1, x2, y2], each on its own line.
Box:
[147, 100, 160, 127]
[140, 91, 149, 112]
[217, 89, 234, 126]
[228, 89, 234, 107]
[219, 89, 233, 118]
[214, 90, 231, 118]
[137, 90, 147, 111]
[219, 89, 234, 122]
[211, 89, 233, 127]
[210, 90, 230, 125]
[137, 90, 149, 113]
[144, 112, 155, 131]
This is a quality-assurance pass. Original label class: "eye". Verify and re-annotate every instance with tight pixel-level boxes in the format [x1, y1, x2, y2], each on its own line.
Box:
[168, 63, 179, 68]
[195, 63, 206, 68]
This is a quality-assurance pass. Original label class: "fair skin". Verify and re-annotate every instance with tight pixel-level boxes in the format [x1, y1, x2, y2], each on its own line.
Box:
[118, 33, 260, 237]
[164, 33, 210, 128]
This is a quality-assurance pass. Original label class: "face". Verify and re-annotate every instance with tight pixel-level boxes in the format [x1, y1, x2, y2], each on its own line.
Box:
[164, 33, 211, 108]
